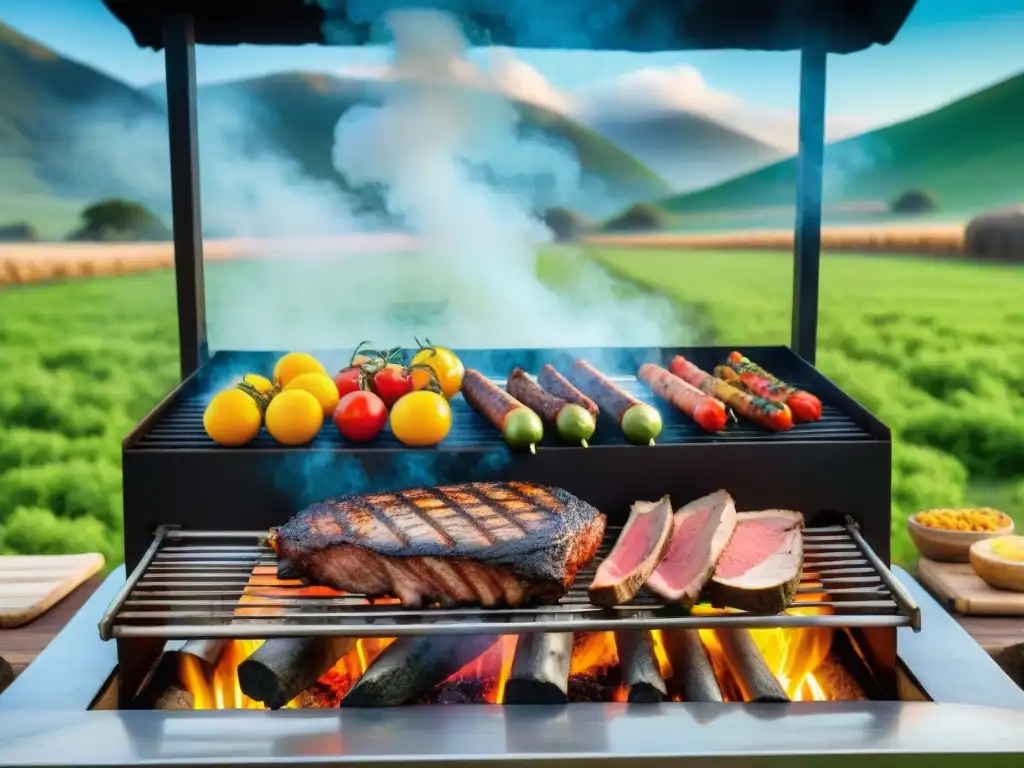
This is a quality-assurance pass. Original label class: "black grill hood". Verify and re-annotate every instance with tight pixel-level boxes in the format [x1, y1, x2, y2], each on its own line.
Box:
[102, 0, 916, 54]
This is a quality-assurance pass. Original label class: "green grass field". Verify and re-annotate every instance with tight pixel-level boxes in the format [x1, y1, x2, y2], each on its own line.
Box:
[0, 248, 1021, 569]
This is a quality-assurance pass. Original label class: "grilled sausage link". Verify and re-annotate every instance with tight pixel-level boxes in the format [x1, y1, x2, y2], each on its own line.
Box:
[507, 368, 596, 446]
[538, 364, 599, 419]
[461, 368, 544, 451]
[670, 355, 792, 432]
[639, 363, 727, 433]
[570, 360, 662, 446]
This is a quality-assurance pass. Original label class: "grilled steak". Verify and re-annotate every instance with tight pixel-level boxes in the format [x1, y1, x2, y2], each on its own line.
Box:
[267, 481, 607, 609]
[702, 509, 804, 615]
[645, 490, 737, 609]
[588, 495, 674, 607]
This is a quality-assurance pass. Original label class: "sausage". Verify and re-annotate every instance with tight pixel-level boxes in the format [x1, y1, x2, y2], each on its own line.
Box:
[506, 368, 596, 447]
[569, 360, 663, 446]
[538, 364, 599, 419]
[638, 363, 728, 433]
[461, 368, 544, 452]
[725, 352, 822, 422]
[670, 355, 792, 432]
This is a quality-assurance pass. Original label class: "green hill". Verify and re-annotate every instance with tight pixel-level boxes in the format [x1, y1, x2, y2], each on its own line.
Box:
[192, 72, 670, 217]
[657, 70, 1024, 221]
[0, 22, 164, 237]
[0, 18, 669, 238]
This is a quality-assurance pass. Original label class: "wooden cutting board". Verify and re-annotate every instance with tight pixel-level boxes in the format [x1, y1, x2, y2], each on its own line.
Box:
[0, 553, 105, 628]
[917, 557, 1024, 616]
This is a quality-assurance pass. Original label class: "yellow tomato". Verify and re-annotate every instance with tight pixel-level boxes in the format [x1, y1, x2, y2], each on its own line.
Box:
[284, 372, 340, 417]
[203, 389, 262, 447]
[241, 373, 275, 395]
[273, 352, 327, 387]
[410, 346, 464, 400]
[265, 389, 324, 445]
[389, 390, 452, 447]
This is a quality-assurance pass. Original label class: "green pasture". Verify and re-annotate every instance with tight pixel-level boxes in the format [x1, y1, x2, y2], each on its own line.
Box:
[0, 247, 1021, 569]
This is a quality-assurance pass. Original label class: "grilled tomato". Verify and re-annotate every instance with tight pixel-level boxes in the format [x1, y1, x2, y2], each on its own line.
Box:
[410, 345, 464, 400]
[334, 390, 387, 442]
[265, 389, 323, 445]
[285, 372, 340, 418]
[273, 352, 327, 387]
[389, 390, 452, 447]
[203, 389, 262, 447]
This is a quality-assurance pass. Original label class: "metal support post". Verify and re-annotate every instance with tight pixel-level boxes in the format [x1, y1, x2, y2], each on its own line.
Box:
[163, 15, 208, 379]
[790, 44, 827, 364]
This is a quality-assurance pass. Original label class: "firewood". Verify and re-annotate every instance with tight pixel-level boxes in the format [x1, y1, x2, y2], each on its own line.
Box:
[714, 629, 790, 703]
[340, 634, 500, 707]
[661, 629, 723, 702]
[238, 637, 357, 710]
[504, 633, 573, 705]
[613, 630, 667, 703]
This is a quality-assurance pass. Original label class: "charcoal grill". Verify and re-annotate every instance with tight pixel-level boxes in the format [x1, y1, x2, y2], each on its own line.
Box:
[6, 0, 1024, 765]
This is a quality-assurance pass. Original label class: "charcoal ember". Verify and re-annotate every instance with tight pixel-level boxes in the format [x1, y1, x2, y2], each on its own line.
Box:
[417, 679, 488, 705]
[567, 666, 621, 702]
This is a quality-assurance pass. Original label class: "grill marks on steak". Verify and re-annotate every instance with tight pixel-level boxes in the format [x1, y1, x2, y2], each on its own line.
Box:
[268, 482, 607, 609]
[645, 490, 737, 609]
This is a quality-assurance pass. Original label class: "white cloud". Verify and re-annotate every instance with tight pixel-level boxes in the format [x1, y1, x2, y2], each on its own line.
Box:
[334, 56, 872, 152]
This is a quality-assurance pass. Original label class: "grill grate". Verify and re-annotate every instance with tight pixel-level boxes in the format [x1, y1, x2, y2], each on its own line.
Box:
[134, 347, 878, 451]
[100, 519, 920, 640]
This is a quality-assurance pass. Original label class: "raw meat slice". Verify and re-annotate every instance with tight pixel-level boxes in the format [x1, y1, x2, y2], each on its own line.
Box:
[645, 490, 737, 609]
[702, 510, 804, 614]
[588, 495, 674, 607]
[267, 481, 607, 609]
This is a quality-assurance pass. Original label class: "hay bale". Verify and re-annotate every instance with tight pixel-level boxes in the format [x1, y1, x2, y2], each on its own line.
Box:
[964, 205, 1024, 262]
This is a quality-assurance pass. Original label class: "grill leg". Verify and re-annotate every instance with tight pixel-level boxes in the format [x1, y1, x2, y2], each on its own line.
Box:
[791, 44, 827, 365]
[163, 14, 208, 379]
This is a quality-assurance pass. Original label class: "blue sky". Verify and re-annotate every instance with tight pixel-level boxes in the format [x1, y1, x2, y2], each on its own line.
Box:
[2, 0, 1023, 130]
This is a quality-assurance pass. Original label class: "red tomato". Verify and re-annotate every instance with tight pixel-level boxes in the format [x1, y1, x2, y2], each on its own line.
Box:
[333, 366, 362, 398]
[333, 391, 387, 442]
[373, 364, 412, 408]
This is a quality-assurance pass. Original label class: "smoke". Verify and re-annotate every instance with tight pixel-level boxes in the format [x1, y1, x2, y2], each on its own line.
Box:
[324, 7, 679, 350]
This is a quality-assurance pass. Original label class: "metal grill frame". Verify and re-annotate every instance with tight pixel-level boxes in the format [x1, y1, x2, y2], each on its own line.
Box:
[100, 516, 920, 641]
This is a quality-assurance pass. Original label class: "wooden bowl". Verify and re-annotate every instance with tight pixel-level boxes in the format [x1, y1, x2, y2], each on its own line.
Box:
[907, 511, 1014, 562]
[970, 536, 1024, 592]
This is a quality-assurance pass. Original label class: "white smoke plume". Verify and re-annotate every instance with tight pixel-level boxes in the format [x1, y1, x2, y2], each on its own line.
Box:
[326, 8, 680, 349]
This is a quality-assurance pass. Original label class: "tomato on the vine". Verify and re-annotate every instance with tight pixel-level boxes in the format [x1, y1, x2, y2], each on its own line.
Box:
[333, 390, 387, 442]
[410, 343, 464, 400]
[333, 366, 363, 398]
[373, 364, 413, 408]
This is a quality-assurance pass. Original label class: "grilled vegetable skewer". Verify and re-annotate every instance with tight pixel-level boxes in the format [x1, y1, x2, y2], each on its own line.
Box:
[570, 360, 663, 445]
[724, 352, 822, 422]
[461, 368, 544, 453]
[538, 364, 599, 419]
[507, 368, 596, 447]
[670, 355, 792, 432]
[638, 363, 728, 433]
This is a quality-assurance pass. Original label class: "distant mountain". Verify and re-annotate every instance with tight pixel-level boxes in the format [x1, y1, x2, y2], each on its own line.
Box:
[588, 109, 785, 192]
[0, 20, 670, 238]
[655, 71, 1024, 221]
[0, 22, 163, 237]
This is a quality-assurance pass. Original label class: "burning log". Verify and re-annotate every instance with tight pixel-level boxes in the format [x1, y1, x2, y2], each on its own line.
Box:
[238, 637, 358, 710]
[826, 630, 882, 701]
[661, 629, 723, 702]
[153, 683, 195, 710]
[164, 638, 230, 672]
[613, 631, 667, 703]
[341, 634, 501, 707]
[714, 629, 790, 703]
[504, 633, 573, 705]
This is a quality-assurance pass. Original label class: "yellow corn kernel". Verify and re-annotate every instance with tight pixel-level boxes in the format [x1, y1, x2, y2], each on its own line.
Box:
[915, 508, 1009, 533]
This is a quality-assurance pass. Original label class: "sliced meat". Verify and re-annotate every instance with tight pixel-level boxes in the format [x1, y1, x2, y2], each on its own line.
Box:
[645, 490, 737, 609]
[702, 510, 804, 615]
[267, 481, 607, 609]
[588, 495, 674, 607]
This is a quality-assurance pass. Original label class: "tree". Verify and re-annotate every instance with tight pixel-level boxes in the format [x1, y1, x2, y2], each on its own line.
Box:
[601, 202, 669, 233]
[541, 206, 591, 242]
[68, 199, 171, 242]
[890, 190, 937, 215]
